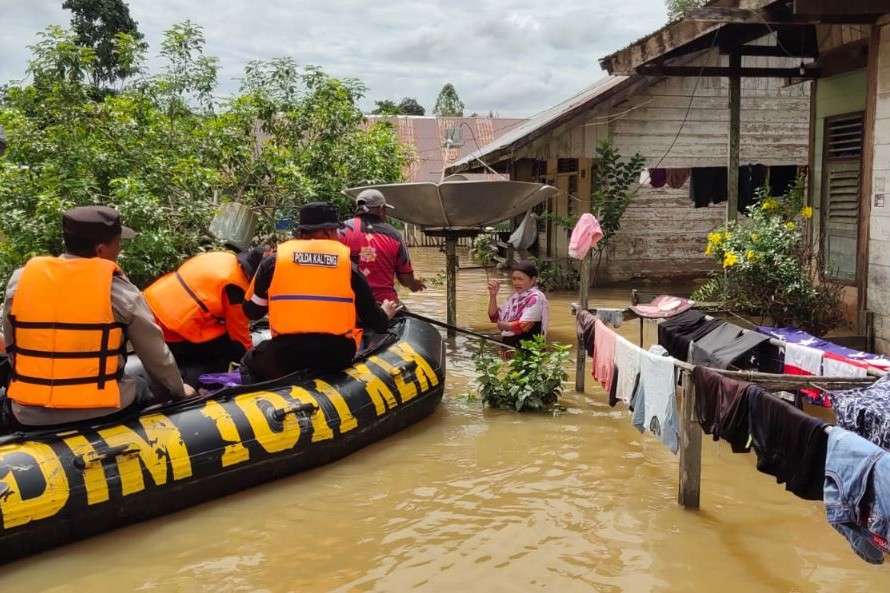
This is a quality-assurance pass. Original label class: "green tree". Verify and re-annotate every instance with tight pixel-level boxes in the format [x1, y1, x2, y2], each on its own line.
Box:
[397, 97, 425, 115]
[371, 99, 400, 115]
[0, 23, 406, 292]
[666, 0, 709, 20]
[588, 141, 645, 284]
[433, 83, 464, 117]
[62, 0, 146, 91]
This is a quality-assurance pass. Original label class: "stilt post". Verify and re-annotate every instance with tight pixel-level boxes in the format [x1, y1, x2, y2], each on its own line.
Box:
[575, 253, 592, 391]
[727, 50, 741, 224]
[445, 233, 458, 338]
[678, 369, 702, 509]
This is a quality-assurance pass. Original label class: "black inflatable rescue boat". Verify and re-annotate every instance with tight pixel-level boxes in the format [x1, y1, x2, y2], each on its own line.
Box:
[0, 317, 445, 562]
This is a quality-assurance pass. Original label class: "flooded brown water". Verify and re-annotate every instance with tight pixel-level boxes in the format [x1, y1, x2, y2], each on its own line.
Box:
[1, 248, 886, 591]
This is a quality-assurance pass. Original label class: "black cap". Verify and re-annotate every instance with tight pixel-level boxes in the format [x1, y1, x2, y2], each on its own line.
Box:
[296, 202, 343, 232]
[62, 206, 136, 242]
[511, 260, 539, 278]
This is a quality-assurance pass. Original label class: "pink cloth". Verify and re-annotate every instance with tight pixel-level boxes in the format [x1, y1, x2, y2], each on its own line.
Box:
[630, 295, 693, 319]
[592, 318, 617, 393]
[568, 213, 604, 260]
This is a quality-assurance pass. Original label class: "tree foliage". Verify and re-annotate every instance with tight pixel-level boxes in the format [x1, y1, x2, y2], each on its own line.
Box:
[397, 97, 424, 116]
[62, 0, 146, 91]
[0, 23, 407, 291]
[371, 97, 425, 116]
[433, 83, 464, 117]
[665, 0, 709, 20]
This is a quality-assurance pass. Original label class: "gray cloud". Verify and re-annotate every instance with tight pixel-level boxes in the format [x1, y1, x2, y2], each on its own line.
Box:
[1, 0, 668, 116]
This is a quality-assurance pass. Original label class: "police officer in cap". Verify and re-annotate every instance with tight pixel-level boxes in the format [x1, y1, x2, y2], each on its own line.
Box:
[1, 206, 194, 427]
[242, 201, 398, 381]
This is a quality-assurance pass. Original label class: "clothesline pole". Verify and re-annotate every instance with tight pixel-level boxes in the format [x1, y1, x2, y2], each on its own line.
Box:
[677, 369, 702, 509]
[575, 253, 592, 391]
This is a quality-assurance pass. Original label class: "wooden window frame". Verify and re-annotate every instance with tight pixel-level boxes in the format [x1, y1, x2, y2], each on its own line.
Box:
[820, 110, 866, 285]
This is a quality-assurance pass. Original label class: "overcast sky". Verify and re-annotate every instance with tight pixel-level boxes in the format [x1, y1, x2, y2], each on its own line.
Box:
[1, 0, 668, 117]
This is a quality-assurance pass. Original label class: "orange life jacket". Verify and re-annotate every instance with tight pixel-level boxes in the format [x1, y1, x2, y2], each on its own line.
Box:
[144, 251, 250, 345]
[7, 256, 125, 409]
[268, 239, 359, 346]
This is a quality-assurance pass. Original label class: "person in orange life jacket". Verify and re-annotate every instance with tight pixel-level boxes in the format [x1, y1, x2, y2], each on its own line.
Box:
[340, 189, 425, 303]
[242, 202, 399, 382]
[143, 245, 268, 386]
[0, 206, 195, 427]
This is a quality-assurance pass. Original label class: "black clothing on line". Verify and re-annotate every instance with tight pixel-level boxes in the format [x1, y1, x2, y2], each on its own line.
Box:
[690, 167, 728, 208]
[692, 366, 754, 453]
[768, 165, 798, 198]
[749, 388, 828, 501]
[657, 310, 726, 362]
[688, 322, 773, 370]
[738, 164, 768, 214]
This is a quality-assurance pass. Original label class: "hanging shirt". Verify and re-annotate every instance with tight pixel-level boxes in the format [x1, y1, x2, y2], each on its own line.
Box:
[614, 335, 642, 405]
[782, 342, 825, 406]
[631, 345, 679, 453]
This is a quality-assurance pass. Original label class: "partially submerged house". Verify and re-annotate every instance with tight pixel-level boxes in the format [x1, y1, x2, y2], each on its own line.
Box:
[598, 0, 890, 351]
[448, 43, 810, 283]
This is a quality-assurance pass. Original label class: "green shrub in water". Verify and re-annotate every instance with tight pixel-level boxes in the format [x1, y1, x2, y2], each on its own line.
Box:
[531, 257, 580, 292]
[472, 335, 571, 412]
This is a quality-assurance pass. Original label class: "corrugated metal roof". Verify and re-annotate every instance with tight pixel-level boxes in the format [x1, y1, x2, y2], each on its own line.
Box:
[448, 75, 632, 171]
[366, 116, 525, 183]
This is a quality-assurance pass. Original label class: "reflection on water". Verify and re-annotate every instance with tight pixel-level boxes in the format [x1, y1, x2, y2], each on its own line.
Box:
[1, 248, 884, 592]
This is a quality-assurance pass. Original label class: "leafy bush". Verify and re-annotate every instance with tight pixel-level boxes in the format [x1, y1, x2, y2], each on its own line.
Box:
[0, 23, 406, 291]
[532, 257, 580, 291]
[470, 233, 498, 266]
[473, 335, 571, 412]
[692, 177, 845, 335]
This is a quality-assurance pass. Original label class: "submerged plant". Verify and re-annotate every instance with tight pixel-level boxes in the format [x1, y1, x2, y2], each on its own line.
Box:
[472, 335, 571, 412]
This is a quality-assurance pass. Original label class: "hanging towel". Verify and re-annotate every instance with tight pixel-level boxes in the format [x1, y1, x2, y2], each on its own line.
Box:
[592, 318, 617, 394]
[690, 167, 728, 208]
[666, 168, 690, 189]
[631, 345, 679, 453]
[829, 374, 890, 451]
[614, 335, 642, 404]
[568, 213, 604, 260]
[648, 168, 667, 188]
[783, 342, 826, 406]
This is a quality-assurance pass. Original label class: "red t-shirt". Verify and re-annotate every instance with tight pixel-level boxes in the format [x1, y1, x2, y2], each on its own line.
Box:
[340, 215, 413, 303]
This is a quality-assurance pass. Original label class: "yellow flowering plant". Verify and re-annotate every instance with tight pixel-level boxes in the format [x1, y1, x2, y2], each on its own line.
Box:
[693, 175, 844, 334]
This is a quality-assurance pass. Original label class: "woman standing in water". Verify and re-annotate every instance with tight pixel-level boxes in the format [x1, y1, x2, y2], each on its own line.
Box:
[487, 260, 550, 348]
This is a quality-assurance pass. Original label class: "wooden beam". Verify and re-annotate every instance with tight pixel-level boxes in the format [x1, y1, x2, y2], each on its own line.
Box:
[727, 51, 742, 224]
[686, 6, 821, 25]
[727, 44, 819, 58]
[600, 19, 722, 75]
[857, 26, 880, 328]
[794, 0, 888, 18]
[636, 65, 819, 78]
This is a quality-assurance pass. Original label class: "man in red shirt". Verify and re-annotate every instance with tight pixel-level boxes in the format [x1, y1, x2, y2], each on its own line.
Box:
[340, 189, 425, 303]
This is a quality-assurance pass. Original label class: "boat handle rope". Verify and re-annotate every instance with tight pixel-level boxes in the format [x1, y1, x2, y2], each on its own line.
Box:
[271, 402, 319, 423]
[74, 444, 139, 471]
